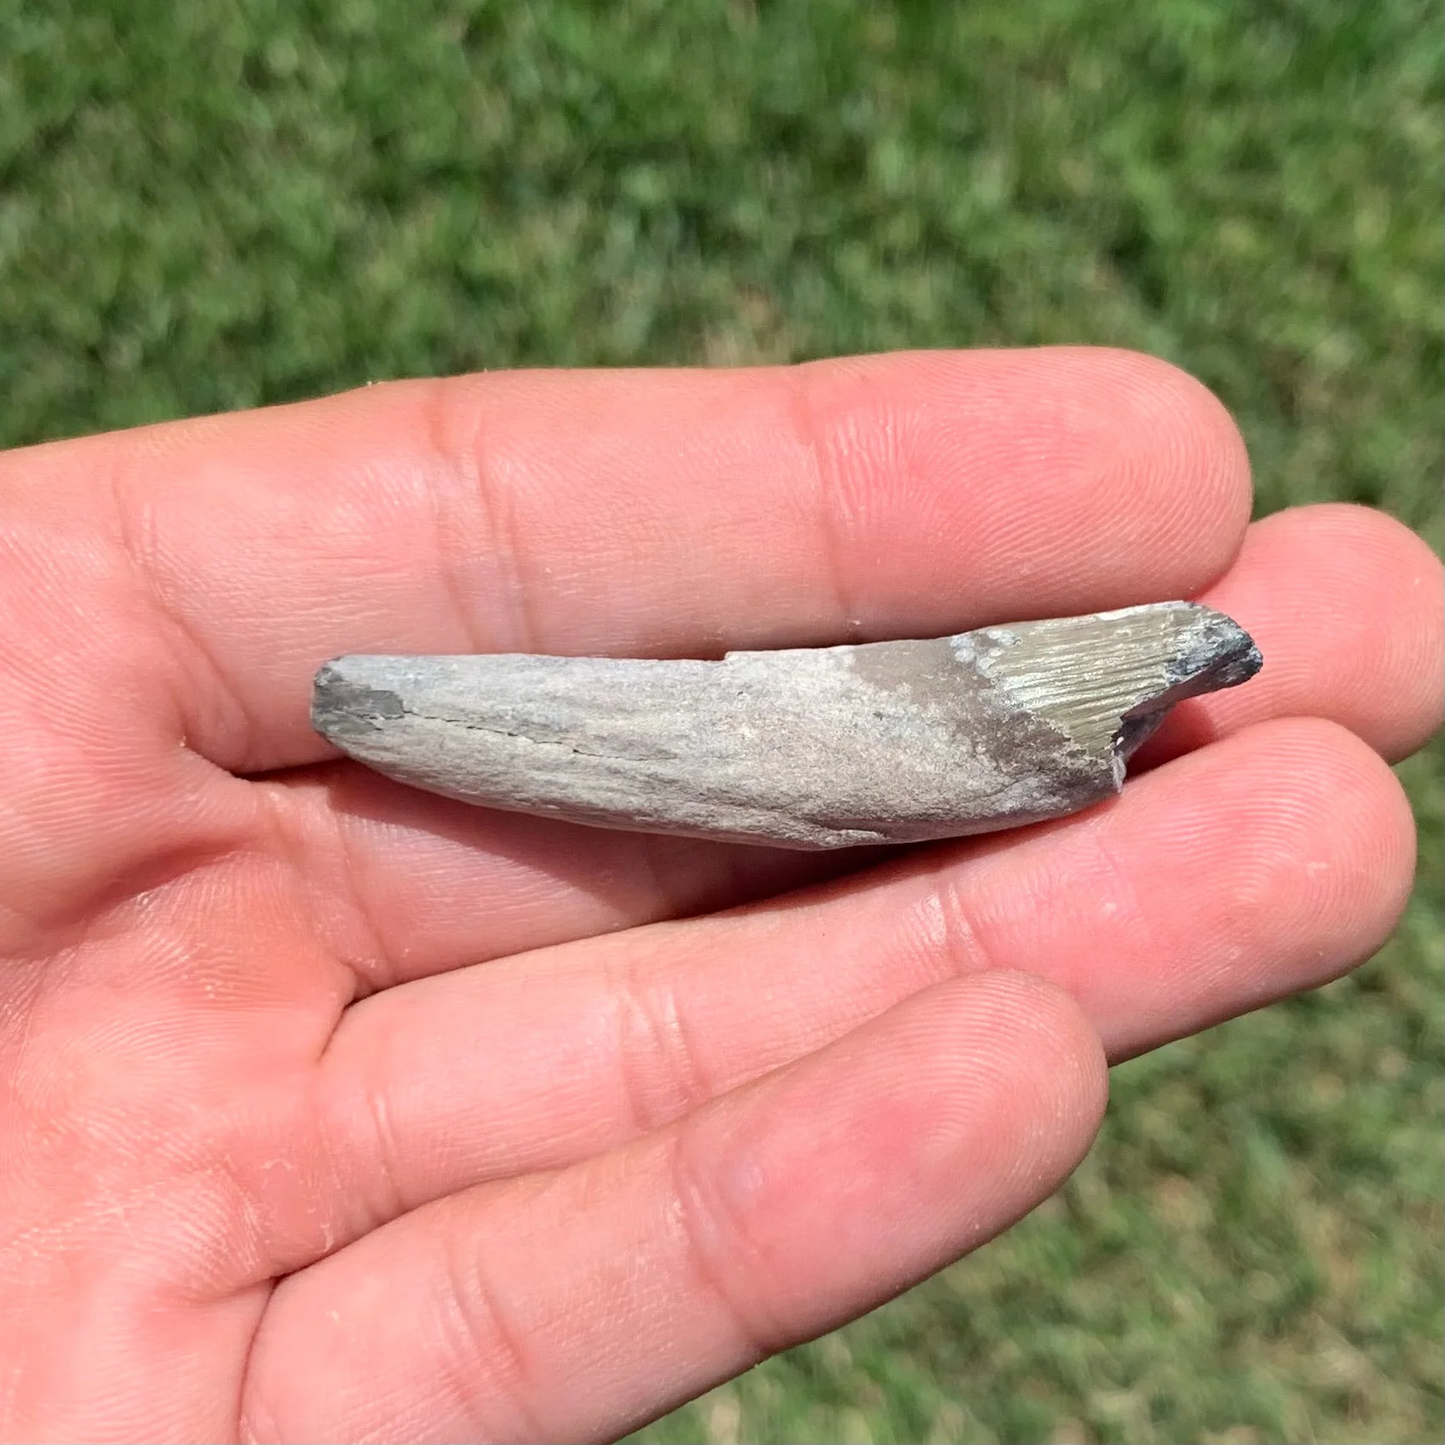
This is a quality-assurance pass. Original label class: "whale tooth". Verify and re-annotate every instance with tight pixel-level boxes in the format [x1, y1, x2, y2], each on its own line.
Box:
[310, 601, 1261, 850]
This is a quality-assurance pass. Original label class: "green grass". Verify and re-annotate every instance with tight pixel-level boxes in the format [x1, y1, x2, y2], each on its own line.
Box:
[2, 2, 1440, 1440]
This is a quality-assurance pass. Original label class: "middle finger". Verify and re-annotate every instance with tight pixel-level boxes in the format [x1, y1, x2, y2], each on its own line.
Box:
[312, 712, 1413, 1227]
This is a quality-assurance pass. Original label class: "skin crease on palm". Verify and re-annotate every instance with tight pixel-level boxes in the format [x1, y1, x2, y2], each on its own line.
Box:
[0, 348, 1440, 1444]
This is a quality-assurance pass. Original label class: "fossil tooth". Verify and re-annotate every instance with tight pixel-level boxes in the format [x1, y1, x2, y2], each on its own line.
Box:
[311, 601, 1261, 849]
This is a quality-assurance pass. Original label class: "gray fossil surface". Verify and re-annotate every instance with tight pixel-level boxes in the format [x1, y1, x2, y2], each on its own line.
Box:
[311, 602, 1261, 849]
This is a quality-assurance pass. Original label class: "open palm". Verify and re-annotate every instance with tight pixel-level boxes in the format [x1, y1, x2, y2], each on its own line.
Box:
[2, 350, 1439, 1443]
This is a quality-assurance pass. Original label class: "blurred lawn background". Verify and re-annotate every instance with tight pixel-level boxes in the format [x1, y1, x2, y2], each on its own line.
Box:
[1, 1, 1440, 1440]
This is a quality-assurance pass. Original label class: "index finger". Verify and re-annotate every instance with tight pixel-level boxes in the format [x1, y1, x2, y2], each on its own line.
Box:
[2, 348, 1251, 773]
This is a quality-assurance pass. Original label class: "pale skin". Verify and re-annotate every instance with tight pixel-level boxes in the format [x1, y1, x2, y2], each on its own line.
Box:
[0, 348, 1440, 1444]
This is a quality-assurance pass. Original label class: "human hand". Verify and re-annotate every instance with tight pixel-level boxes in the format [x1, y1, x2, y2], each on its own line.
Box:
[1, 350, 1439, 1443]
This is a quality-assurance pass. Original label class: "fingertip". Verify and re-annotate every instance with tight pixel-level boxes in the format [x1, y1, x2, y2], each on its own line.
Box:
[1312, 504, 1444, 758]
[948, 712, 1423, 1060]
[1149, 716, 1417, 997]
[1276, 716, 1419, 959]
[790, 346, 1253, 631]
[944, 970, 1110, 1151]
[1083, 348, 1254, 589]
[1182, 503, 1444, 761]
[679, 967, 1109, 1312]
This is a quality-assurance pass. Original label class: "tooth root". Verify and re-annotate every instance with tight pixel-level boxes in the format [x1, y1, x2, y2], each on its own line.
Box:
[310, 601, 1262, 850]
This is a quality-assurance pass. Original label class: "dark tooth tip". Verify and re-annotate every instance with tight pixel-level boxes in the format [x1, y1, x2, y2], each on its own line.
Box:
[1167, 609, 1263, 692]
